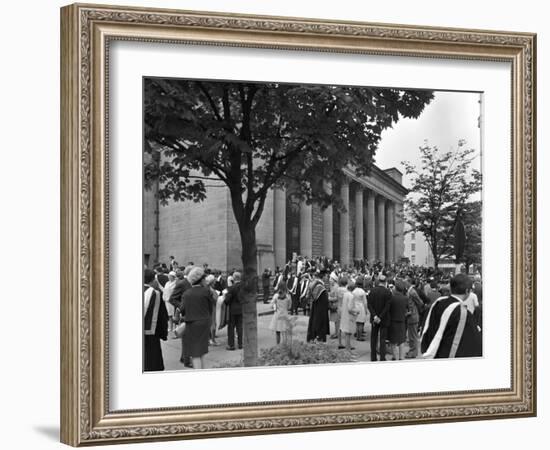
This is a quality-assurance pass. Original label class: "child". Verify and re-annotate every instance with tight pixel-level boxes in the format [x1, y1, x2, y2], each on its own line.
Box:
[269, 283, 292, 344]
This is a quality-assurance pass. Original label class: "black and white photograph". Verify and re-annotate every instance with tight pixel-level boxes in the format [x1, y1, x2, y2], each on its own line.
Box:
[142, 78, 483, 371]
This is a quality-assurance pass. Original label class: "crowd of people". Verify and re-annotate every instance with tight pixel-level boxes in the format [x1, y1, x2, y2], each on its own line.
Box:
[143, 255, 483, 371]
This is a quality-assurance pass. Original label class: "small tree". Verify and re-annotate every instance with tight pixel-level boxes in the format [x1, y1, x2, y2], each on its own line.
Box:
[145, 79, 433, 365]
[402, 140, 482, 269]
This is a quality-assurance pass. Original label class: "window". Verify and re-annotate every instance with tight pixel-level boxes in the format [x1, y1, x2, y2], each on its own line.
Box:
[411, 255, 416, 264]
[411, 232, 416, 241]
[411, 243, 416, 252]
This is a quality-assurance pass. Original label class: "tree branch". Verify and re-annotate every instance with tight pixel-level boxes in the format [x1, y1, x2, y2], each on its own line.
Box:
[196, 81, 222, 121]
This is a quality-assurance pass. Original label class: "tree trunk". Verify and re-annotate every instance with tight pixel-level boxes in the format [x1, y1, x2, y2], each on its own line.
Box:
[432, 248, 439, 270]
[238, 223, 259, 366]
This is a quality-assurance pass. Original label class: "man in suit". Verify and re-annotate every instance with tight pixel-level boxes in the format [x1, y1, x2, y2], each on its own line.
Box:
[224, 271, 243, 350]
[367, 274, 392, 361]
[298, 272, 311, 315]
[421, 274, 482, 358]
[261, 268, 272, 304]
[286, 265, 300, 315]
[169, 267, 192, 367]
[169, 256, 178, 272]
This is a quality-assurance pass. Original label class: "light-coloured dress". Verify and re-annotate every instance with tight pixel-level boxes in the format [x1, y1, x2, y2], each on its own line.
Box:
[339, 290, 358, 334]
[269, 293, 291, 332]
[162, 279, 177, 316]
[352, 287, 368, 323]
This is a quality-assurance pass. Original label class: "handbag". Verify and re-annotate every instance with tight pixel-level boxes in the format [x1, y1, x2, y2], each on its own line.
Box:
[174, 321, 186, 339]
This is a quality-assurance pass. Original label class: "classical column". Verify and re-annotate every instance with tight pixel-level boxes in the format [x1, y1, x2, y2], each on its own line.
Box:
[322, 182, 333, 258]
[377, 196, 386, 263]
[273, 188, 286, 268]
[299, 200, 312, 257]
[394, 202, 404, 261]
[355, 186, 364, 260]
[339, 181, 350, 266]
[386, 201, 395, 263]
[366, 190, 376, 261]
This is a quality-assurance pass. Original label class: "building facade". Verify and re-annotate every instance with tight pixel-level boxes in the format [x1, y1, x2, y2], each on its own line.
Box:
[144, 165, 408, 273]
[403, 228, 435, 267]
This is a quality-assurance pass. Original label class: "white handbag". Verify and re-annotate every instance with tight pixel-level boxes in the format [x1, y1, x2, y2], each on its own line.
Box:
[174, 321, 186, 339]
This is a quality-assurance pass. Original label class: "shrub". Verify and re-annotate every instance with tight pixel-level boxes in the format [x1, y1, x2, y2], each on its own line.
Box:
[258, 341, 356, 366]
[211, 359, 243, 369]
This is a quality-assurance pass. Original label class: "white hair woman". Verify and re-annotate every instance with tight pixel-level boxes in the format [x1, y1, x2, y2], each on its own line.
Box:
[162, 271, 177, 332]
[180, 267, 213, 369]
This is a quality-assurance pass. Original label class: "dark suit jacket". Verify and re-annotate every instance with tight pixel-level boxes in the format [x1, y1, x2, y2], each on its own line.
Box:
[367, 285, 392, 327]
[261, 272, 271, 288]
[224, 282, 243, 316]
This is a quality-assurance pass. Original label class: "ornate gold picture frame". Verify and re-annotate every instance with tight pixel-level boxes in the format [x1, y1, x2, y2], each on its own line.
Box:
[60, 3, 536, 446]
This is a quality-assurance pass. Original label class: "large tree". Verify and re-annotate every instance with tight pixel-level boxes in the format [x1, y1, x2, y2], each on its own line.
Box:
[402, 140, 482, 269]
[144, 79, 433, 365]
[459, 200, 482, 272]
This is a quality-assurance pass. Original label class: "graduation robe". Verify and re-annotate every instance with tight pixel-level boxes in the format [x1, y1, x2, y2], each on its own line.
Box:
[421, 295, 482, 358]
[306, 282, 330, 342]
[144, 285, 169, 371]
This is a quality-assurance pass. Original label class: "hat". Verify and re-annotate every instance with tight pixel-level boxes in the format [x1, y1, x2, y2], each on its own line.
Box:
[188, 266, 205, 285]
[168, 271, 176, 277]
[378, 274, 386, 282]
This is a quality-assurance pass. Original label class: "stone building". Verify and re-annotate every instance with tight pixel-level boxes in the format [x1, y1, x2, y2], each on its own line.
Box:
[143, 165, 408, 272]
[404, 227, 435, 267]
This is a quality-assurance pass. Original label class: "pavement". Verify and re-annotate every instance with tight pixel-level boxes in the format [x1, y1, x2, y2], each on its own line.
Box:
[160, 302, 419, 370]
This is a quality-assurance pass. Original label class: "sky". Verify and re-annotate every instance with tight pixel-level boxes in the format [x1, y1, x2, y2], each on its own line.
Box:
[374, 90, 482, 189]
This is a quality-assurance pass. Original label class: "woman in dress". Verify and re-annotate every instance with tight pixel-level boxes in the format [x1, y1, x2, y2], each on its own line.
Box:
[339, 276, 359, 351]
[160, 271, 177, 332]
[352, 275, 368, 341]
[388, 279, 409, 360]
[269, 283, 291, 344]
[181, 267, 213, 369]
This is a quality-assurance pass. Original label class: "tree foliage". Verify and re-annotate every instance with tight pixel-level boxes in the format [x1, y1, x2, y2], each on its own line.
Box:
[402, 141, 482, 268]
[460, 200, 482, 270]
[144, 79, 433, 224]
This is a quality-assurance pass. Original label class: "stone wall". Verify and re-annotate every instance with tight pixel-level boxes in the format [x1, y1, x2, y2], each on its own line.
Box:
[157, 182, 228, 270]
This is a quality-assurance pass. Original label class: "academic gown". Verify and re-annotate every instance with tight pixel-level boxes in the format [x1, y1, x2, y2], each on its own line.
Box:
[421, 296, 482, 358]
[306, 289, 330, 342]
[144, 286, 169, 371]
